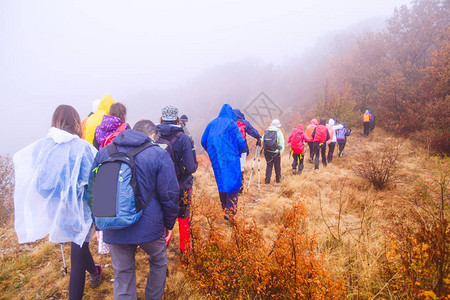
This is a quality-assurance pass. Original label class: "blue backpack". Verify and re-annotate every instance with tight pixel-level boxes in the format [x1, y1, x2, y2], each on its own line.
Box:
[336, 128, 347, 141]
[90, 142, 157, 230]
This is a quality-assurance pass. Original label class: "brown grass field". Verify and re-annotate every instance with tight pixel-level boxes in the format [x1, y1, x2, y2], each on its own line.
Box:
[0, 128, 448, 299]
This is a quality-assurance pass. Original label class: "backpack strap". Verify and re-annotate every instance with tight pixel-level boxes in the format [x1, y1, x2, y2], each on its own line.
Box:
[136, 190, 156, 213]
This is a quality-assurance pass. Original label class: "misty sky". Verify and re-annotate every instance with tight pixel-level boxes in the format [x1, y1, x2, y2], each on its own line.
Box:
[0, 0, 411, 154]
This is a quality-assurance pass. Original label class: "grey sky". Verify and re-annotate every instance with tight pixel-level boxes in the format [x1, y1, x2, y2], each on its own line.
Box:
[0, 0, 410, 154]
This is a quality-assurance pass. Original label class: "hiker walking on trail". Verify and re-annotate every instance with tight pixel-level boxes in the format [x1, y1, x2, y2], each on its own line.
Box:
[81, 99, 100, 140]
[287, 124, 311, 175]
[262, 119, 285, 183]
[305, 119, 318, 163]
[89, 120, 179, 300]
[336, 123, 351, 157]
[201, 104, 245, 220]
[233, 109, 262, 192]
[14, 105, 102, 300]
[179, 114, 193, 141]
[84, 94, 115, 145]
[94, 102, 129, 150]
[311, 118, 330, 170]
[369, 110, 376, 132]
[326, 118, 343, 163]
[157, 106, 198, 254]
[362, 110, 372, 137]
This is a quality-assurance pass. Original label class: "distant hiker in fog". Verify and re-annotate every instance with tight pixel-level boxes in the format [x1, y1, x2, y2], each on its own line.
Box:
[311, 118, 330, 170]
[84, 94, 115, 145]
[362, 110, 372, 137]
[157, 106, 198, 254]
[94, 102, 129, 150]
[262, 119, 285, 183]
[369, 110, 376, 132]
[232, 109, 262, 193]
[14, 105, 102, 299]
[81, 99, 100, 140]
[305, 119, 318, 163]
[179, 114, 193, 141]
[89, 120, 179, 299]
[287, 123, 311, 175]
[336, 123, 351, 157]
[326, 118, 343, 163]
[201, 104, 245, 220]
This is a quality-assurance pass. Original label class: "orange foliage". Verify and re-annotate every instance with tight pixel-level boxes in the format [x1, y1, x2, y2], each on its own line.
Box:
[183, 191, 346, 299]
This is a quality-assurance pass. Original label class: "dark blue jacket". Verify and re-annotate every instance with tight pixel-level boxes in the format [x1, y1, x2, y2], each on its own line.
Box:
[201, 104, 246, 193]
[233, 109, 261, 155]
[90, 129, 179, 244]
[156, 122, 198, 191]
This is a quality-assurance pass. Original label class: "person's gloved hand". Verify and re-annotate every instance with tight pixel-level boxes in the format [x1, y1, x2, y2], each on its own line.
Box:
[256, 139, 261, 147]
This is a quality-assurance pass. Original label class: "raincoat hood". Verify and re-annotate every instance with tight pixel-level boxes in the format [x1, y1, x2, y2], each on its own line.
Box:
[311, 119, 318, 126]
[47, 127, 79, 144]
[232, 109, 245, 121]
[219, 104, 236, 119]
[97, 94, 114, 114]
[296, 124, 304, 132]
[365, 110, 369, 113]
[319, 119, 327, 125]
[328, 119, 335, 126]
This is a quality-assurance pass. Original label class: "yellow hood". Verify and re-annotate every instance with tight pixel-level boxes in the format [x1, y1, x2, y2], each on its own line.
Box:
[84, 94, 115, 144]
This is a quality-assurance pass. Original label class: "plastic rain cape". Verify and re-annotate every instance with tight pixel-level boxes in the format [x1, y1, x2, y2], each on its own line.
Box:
[13, 127, 97, 246]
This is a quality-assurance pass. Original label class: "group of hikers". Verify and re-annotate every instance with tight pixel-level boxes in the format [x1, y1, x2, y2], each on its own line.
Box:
[12, 95, 372, 299]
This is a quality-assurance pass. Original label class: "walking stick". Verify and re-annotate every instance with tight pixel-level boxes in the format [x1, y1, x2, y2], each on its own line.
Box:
[60, 243, 67, 274]
[257, 146, 261, 193]
[247, 146, 259, 191]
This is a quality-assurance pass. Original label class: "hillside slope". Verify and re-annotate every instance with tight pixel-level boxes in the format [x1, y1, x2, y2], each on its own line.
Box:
[0, 128, 447, 299]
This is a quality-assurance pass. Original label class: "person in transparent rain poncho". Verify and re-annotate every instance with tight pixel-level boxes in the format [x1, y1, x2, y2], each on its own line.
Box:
[13, 105, 102, 299]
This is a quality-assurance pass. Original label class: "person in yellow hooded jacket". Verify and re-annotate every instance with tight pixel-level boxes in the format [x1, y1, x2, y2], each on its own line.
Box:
[84, 94, 115, 145]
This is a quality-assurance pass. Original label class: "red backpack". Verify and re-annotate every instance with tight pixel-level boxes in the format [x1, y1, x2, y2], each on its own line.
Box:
[237, 121, 246, 139]
[101, 123, 128, 149]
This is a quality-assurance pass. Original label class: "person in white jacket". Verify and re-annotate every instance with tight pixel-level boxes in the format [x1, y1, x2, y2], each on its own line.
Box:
[326, 118, 343, 163]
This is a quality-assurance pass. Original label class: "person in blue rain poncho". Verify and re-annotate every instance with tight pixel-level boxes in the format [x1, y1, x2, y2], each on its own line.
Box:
[14, 105, 102, 299]
[201, 104, 246, 220]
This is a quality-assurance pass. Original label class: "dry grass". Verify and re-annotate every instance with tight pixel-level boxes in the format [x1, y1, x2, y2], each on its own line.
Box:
[0, 128, 446, 299]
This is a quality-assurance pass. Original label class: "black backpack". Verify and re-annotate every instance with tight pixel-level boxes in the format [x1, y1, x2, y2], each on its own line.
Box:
[157, 131, 183, 175]
[90, 142, 157, 230]
[263, 130, 279, 151]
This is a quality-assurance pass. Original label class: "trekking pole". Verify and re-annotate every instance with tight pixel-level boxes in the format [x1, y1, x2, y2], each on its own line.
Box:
[60, 243, 67, 274]
[247, 146, 259, 191]
[257, 146, 261, 193]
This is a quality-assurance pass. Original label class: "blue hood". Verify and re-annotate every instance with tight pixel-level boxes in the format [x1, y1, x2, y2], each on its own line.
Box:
[113, 129, 153, 147]
[157, 122, 183, 137]
[232, 109, 245, 121]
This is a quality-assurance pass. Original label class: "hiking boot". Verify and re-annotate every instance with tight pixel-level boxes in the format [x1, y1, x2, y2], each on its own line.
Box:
[90, 265, 102, 288]
[224, 212, 230, 220]
[292, 169, 297, 175]
[296, 170, 302, 175]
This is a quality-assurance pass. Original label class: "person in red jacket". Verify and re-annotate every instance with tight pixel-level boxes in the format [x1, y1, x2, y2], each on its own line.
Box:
[311, 119, 330, 170]
[287, 124, 311, 175]
[305, 119, 318, 163]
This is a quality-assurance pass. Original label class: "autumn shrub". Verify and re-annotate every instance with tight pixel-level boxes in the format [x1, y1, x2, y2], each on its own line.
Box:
[384, 159, 449, 298]
[0, 155, 14, 225]
[183, 191, 345, 299]
[353, 144, 400, 190]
